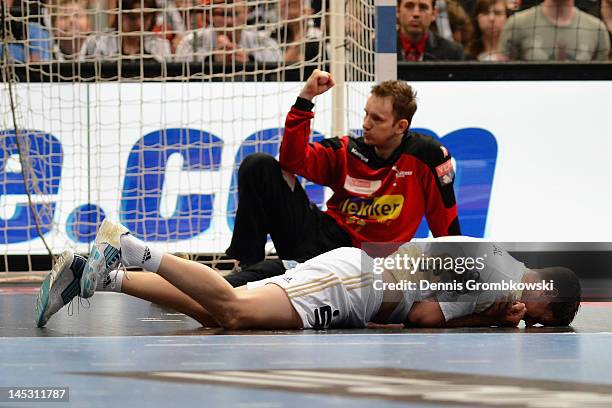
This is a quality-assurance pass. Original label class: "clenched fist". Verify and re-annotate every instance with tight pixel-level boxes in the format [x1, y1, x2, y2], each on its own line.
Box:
[299, 69, 336, 101]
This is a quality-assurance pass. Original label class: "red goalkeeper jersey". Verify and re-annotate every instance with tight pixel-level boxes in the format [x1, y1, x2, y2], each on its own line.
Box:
[279, 98, 461, 247]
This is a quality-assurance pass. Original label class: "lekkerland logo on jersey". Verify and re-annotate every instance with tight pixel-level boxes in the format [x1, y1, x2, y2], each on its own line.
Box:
[339, 195, 404, 221]
[344, 175, 381, 195]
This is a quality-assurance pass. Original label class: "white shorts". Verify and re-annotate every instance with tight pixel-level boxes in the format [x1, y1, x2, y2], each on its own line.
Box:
[246, 248, 383, 329]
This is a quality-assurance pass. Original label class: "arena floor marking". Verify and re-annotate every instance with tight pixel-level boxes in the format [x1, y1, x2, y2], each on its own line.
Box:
[1, 291, 611, 407]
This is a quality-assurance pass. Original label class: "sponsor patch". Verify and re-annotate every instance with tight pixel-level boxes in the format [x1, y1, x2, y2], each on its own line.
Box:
[339, 195, 404, 221]
[392, 166, 413, 179]
[435, 159, 455, 186]
[343, 175, 381, 195]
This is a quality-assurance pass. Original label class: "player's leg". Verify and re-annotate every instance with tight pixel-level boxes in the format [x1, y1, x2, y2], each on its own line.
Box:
[224, 259, 285, 288]
[224, 153, 352, 286]
[119, 271, 220, 327]
[35, 248, 223, 327]
[81, 219, 302, 330]
[226, 153, 313, 266]
[154, 252, 302, 329]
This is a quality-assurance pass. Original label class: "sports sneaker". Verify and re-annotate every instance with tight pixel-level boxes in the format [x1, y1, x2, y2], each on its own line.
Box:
[35, 250, 87, 327]
[80, 219, 128, 298]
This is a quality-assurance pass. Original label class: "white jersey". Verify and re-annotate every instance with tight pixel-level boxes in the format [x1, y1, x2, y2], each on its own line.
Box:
[248, 247, 382, 329]
[392, 237, 528, 321]
[248, 238, 527, 328]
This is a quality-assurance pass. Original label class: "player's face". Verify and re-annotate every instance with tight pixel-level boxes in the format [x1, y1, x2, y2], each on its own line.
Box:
[523, 300, 555, 326]
[397, 0, 436, 40]
[362, 95, 407, 148]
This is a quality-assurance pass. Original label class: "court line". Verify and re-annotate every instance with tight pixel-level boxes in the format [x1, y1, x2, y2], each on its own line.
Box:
[151, 372, 320, 389]
[143, 341, 428, 347]
[445, 359, 493, 364]
[2, 332, 612, 341]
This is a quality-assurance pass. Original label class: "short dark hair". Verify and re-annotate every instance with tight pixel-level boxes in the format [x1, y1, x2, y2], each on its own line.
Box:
[398, 0, 437, 10]
[537, 267, 581, 326]
[370, 80, 418, 124]
[114, 0, 158, 31]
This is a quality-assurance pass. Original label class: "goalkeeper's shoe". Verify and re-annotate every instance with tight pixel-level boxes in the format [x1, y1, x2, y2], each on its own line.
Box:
[35, 250, 86, 327]
[80, 219, 128, 299]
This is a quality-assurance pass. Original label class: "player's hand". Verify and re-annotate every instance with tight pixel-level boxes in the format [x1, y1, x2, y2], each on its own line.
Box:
[482, 294, 526, 327]
[299, 69, 335, 101]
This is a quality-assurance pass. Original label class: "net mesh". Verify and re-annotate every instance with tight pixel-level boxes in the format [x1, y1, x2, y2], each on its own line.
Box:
[0, 0, 377, 274]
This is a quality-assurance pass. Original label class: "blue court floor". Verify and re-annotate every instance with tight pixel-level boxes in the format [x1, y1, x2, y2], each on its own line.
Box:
[1, 289, 612, 407]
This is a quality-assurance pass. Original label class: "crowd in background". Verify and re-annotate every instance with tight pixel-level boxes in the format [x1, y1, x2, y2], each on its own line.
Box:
[1, 0, 610, 64]
[395, 0, 610, 60]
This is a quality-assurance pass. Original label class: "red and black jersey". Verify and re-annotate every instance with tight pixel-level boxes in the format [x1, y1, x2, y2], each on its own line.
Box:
[279, 98, 461, 247]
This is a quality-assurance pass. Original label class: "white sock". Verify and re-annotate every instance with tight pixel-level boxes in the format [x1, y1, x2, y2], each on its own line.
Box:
[119, 233, 163, 272]
[96, 269, 125, 293]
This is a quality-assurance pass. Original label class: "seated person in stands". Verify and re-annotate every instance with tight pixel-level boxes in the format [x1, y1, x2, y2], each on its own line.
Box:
[80, 0, 171, 61]
[446, 0, 474, 55]
[498, 0, 610, 60]
[270, 0, 324, 64]
[0, 0, 52, 63]
[397, 0, 465, 61]
[175, 0, 281, 64]
[466, 0, 508, 61]
[48, 0, 91, 60]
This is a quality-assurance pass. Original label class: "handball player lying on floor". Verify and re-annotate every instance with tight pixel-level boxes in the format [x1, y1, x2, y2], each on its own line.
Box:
[35, 220, 581, 329]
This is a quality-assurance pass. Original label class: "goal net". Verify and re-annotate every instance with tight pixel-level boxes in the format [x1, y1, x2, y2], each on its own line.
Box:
[0, 0, 376, 274]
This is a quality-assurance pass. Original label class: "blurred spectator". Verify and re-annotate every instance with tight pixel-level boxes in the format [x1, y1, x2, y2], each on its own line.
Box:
[498, 0, 610, 60]
[0, 0, 52, 62]
[505, 0, 521, 12]
[467, 0, 508, 60]
[397, 0, 465, 60]
[113, 0, 202, 53]
[446, 0, 474, 53]
[270, 0, 324, 63]
[48, 0, 91, 60]
[520, 0, 600, 17]
[175, 0, 281, 64]
[80, 0, 171, 61]
[602, 0, 612, 56]
[150, 0, 190, 53]
[172, 0, 206, 30]
[459, 0, 517, 15]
